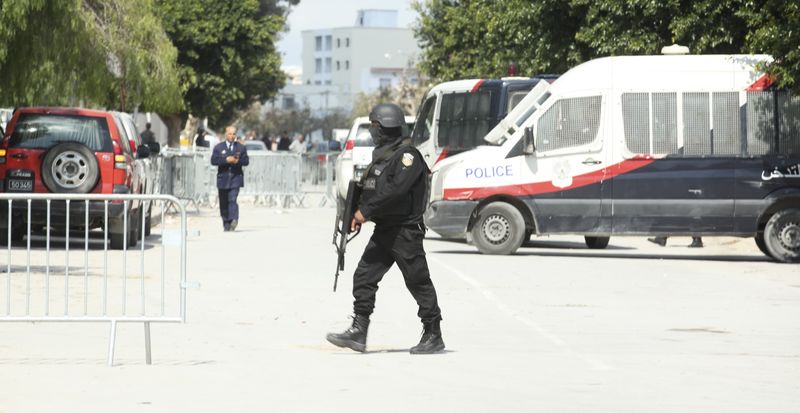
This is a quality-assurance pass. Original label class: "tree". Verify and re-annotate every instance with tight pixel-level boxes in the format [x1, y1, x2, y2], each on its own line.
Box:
[413, 0, 800, 91]
[0, 0, 182, 111]
[154, 0, 293, 127]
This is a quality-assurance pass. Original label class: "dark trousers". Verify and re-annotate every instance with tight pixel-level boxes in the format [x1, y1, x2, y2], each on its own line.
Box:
[352, 225, 442, 323]
[218, 187, 240, 225]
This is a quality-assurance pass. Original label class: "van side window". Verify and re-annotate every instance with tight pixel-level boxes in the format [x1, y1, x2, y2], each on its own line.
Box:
[746, 91, 800, 156]
[412, 96, 437, 145]
[536, 96, 601, 152]
[621, 91, 800, 157]
[622, 92, 680, 155]
[437, 91, 492, 150]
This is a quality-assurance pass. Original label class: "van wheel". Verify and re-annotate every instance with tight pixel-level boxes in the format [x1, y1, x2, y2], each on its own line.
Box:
[41, 143, 99, 193]
[471, 202, 525, 255]
[754, 233, 772, 258]
[585, 236, 610, 249]
[763, 208, 800, 263]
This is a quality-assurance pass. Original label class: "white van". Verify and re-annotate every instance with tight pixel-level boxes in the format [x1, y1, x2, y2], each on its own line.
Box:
[424, 54, 800, 263]
[412, 76, 556, 168]
[335, 115, 415, 201]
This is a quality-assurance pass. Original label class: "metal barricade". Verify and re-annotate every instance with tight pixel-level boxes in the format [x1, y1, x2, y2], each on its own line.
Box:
[241, 152, 304, 207]
[301, 152, 339, 207]
[0, 193, 188, 366]
[159, 148, 217, 210]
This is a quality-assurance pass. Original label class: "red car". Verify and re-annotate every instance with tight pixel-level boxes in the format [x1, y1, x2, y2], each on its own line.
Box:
[0, 107, 150, 248]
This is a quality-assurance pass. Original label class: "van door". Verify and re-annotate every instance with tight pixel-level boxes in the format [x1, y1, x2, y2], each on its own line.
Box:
[413, 94, 439, 168]
[525, 94, 606, 233]
[611, 92, 736, 233]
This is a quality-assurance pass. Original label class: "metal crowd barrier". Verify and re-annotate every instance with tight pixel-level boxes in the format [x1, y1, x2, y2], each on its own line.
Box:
[242, 152, 305, 207]
[0, 193, 188, 366]
[301, 152, 339, 207]
[150, 148, 341, 210]
[160, 148, 216, 211]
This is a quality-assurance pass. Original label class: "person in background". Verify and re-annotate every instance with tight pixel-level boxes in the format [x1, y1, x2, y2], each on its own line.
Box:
[210, 126, 249, 231]
[270, 135, 279, 152]
[194, 126, 210, 148]
[289, 134, 307, 154]
[648, 236, 704, 248]
[277, 130, 292, 151]
[141, 122, 156, 145]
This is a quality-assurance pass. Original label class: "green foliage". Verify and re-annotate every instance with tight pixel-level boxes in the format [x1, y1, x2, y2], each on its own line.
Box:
[155, 0, 288, 127]
[0, 0, 183, 111]
[413, 0, 800, 91]
[741, 0, 800, 89]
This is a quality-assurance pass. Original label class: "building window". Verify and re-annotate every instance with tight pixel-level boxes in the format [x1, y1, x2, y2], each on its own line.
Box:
[325, 35, 332, 51]
[282, 95, 295, 110]
[314, 80, 321, 85]
[345, 60, 350, 70]
[379, 78, 392, 89]
[325, 80, 332, 85]
[325, 57, 332, 73]
[336, 61, 340, 71]
[315, 58, 322, 74]
[315, 36, 322, 51]
[346, 38, 350, 47]
[337, 38, 341, 48]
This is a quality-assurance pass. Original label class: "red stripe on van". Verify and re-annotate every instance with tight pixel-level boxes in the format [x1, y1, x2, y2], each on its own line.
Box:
[470, 80, 485, 93]
[443, 158, 655, 200]
[747, 74, 774, 91]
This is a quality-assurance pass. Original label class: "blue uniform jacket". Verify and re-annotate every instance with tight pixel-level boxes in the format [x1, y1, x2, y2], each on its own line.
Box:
[211, 141, 249, 189]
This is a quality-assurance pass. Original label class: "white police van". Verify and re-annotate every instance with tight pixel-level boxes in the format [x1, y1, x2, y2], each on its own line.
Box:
[412, 76, 557, 168]
[424, 53, 800, 263]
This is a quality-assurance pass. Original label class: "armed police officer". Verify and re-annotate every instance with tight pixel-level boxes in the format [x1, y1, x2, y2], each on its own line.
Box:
[326, 104, 444, 354]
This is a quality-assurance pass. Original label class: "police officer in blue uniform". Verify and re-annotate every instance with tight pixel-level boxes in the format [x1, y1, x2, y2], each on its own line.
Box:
[211, 126, 249, 231]
[326, 104, 444, 354]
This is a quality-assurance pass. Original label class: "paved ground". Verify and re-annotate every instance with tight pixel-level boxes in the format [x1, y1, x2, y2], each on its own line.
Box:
[0, 202, 798, 412]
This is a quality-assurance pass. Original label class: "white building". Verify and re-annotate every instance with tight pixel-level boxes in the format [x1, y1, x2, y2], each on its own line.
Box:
[268, 10, 419, 116]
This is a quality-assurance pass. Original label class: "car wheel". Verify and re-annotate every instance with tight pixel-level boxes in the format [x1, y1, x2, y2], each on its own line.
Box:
[128, 209, 140, 247]
[763, 208, 800, 263]
[144, 206, 152, 237]
[585, 236, 610, 249]
[41, 142, 99, 193]
[470, 202, 526, 255]
[754, 233, 772, 258]
[0, 224, 25, 245]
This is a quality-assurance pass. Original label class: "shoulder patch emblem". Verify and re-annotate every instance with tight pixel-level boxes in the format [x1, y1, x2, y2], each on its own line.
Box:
[402, 153, 414, 167]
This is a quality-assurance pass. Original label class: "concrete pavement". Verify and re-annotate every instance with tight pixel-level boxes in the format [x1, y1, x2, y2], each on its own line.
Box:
[0, 203, 798, 412]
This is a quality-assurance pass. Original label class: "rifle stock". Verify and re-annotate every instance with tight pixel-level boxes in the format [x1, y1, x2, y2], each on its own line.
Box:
[332, 180, 362, 292]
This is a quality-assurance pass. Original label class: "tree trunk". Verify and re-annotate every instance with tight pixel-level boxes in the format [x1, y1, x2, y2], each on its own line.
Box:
[162, 114, 184, 148]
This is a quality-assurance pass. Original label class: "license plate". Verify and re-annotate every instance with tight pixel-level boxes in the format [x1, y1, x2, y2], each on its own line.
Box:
[6, 169, 34, 192]
[6, 179, 33, 192]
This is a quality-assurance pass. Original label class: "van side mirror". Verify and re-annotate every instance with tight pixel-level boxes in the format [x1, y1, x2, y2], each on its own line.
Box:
[146, 142, 161, 155]
[136, 144, 151, 159]
[523, 127, 536, 155]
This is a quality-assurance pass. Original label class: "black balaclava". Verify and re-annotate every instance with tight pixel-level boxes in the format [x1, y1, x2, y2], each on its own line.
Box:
[369, 124, 403, 147]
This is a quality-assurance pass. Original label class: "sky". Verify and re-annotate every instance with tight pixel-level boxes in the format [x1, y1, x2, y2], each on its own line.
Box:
[277, 0, 418, 68]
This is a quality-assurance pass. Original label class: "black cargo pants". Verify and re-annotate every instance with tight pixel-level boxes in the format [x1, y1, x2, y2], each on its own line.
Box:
[352, 224, 442, 322]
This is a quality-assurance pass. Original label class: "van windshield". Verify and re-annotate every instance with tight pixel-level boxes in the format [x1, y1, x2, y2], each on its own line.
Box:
[9, 113, 111, 152]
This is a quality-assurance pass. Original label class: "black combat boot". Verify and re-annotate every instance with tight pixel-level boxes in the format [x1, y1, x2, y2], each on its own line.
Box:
[410, 318, 445, 354]
[326, 315, 370, 352]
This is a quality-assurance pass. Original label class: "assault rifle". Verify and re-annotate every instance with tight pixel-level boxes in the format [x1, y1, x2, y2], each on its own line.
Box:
[332, 180, 362, 292]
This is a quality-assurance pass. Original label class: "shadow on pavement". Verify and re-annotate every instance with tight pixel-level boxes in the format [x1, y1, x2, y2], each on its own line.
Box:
[431, 249, 771, 263]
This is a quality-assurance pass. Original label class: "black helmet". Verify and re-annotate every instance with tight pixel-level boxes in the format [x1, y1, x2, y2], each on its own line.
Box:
[368, 104, 405, 128]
